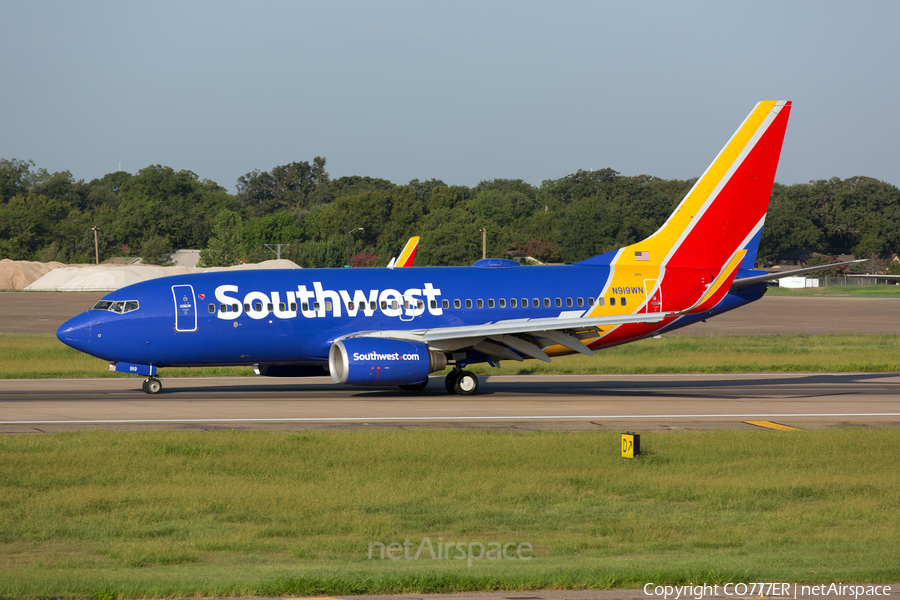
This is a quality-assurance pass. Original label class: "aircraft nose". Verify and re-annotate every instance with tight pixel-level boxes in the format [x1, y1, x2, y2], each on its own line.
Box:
[57, 312, 92, 353]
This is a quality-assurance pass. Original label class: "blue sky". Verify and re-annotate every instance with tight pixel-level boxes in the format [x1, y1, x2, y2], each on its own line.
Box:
[2, 0, 898, 192]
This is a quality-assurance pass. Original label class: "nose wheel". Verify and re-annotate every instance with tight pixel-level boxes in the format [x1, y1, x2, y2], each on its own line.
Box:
[142, 377, 162, 394]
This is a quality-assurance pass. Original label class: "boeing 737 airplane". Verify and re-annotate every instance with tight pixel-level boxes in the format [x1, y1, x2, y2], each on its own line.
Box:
[59, 101, 830, 395]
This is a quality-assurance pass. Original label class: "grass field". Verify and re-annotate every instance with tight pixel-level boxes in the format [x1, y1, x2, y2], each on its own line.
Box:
[767, 284, 900, 296]
[3, 332, 900, 380]
[0, 429, 897, 598]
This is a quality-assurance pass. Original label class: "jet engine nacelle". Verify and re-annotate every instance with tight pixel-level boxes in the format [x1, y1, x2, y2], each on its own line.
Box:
[328, 338, 447, 386]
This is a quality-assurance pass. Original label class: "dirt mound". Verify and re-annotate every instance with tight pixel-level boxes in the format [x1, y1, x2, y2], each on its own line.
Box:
[0, 259, 67, 290]
[23, 259, 302, 292]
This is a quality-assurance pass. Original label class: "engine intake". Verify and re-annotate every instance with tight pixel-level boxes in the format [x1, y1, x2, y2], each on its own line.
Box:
[329, 338, 447, 386]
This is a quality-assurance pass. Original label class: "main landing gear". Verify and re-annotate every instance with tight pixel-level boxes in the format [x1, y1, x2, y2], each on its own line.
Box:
[396, 369, 479, 395]
[142, 377, 162, 394]
[445, 369, 478, 395]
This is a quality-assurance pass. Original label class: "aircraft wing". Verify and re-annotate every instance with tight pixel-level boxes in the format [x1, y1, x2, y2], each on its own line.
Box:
[731, 259, 865, 289]
[339, 311, 672, 362]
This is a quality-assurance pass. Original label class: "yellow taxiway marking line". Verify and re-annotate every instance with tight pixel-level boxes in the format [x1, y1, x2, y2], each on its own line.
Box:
[744, 420, 802, 432]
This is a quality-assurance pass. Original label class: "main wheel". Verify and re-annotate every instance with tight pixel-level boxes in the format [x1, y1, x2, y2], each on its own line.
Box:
[453, 371, 478, 395]
[141, 379, 149, 394]
[445, 370, 461, 394]
[399, 379, 428, 392]
[145, 377, 162, 394]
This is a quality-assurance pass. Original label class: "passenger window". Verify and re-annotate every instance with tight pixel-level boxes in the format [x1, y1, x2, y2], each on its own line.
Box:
[391, 301, 398, 310]
[598, 297, 605, 306]
[253, 302, 262, 311]
[279, 302, 286, 311]
[610, 297, 616, 306]
[555, 298, 561, 307]
[523, 298, 528, 308]
[577, 297, 584, 307]
[291, 303, 297, 311]
[302, 302, 309, 311]
[381, 300, 387, 310]
[244, 303, 251, 312]
[532, 298, 539, 307]
[430, 300, 437, 309]
[442, 299, 449, 309]
[232, 304, 239, 312]
[348, 301, 354, 310]
[465, 299, 473, 309]
[566, 298, 573, 307]
[220, 303, 226, 312]
[370, 301, 376, 310]
[621, 297, 627, 306]
[268, 303, 273, 311]
[499, 298, 506, 308]
[314, 302, 321, 311]
[587, 297, 594, 306]
[488, 299, 494, 308]
[543, 298, 550, 307]
[477, 299, 484, 309]
[208, 304, 215, 313]
[454, 299, 461, 309]
[418, 300, 424, 309]
[511, 298, 517, 308]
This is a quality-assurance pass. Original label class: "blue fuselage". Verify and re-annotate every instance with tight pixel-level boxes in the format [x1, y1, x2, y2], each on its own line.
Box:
[57, 264, 768, 369]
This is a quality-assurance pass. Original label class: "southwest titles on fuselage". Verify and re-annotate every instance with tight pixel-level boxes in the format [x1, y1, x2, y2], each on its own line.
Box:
[214, 283, 443, 320]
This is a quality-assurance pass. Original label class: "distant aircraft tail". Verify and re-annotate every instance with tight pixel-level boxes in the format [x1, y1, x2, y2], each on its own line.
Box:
[386, 236, 420, 269]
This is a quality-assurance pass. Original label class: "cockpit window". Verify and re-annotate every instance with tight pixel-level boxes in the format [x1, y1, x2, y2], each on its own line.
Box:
[91, 300, 139, 313]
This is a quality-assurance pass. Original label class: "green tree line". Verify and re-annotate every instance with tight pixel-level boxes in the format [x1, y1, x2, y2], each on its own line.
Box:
[2, 157, 899, 268]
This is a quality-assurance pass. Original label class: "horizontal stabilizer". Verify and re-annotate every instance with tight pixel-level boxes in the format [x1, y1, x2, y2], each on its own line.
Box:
[731, 260, 866, 290]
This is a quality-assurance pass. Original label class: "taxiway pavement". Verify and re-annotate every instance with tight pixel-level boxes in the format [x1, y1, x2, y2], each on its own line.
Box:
[2, 373, 898, 433]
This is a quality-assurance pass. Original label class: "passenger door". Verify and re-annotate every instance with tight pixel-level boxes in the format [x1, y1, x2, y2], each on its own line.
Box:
[172, 284, 198, 332]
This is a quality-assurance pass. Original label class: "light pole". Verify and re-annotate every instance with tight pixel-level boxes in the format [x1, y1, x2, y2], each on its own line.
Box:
[264, 243, 290, 260]
[91, 226, 101, 265]
[346, 227, 363, 267]
[478, 227, 486, 261]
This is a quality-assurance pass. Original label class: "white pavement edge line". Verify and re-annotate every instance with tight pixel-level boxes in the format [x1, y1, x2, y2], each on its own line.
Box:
[2, 413, 900, 425]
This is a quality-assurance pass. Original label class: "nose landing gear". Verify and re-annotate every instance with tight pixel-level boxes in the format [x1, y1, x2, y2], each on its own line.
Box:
[142, 377, 162, 394]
